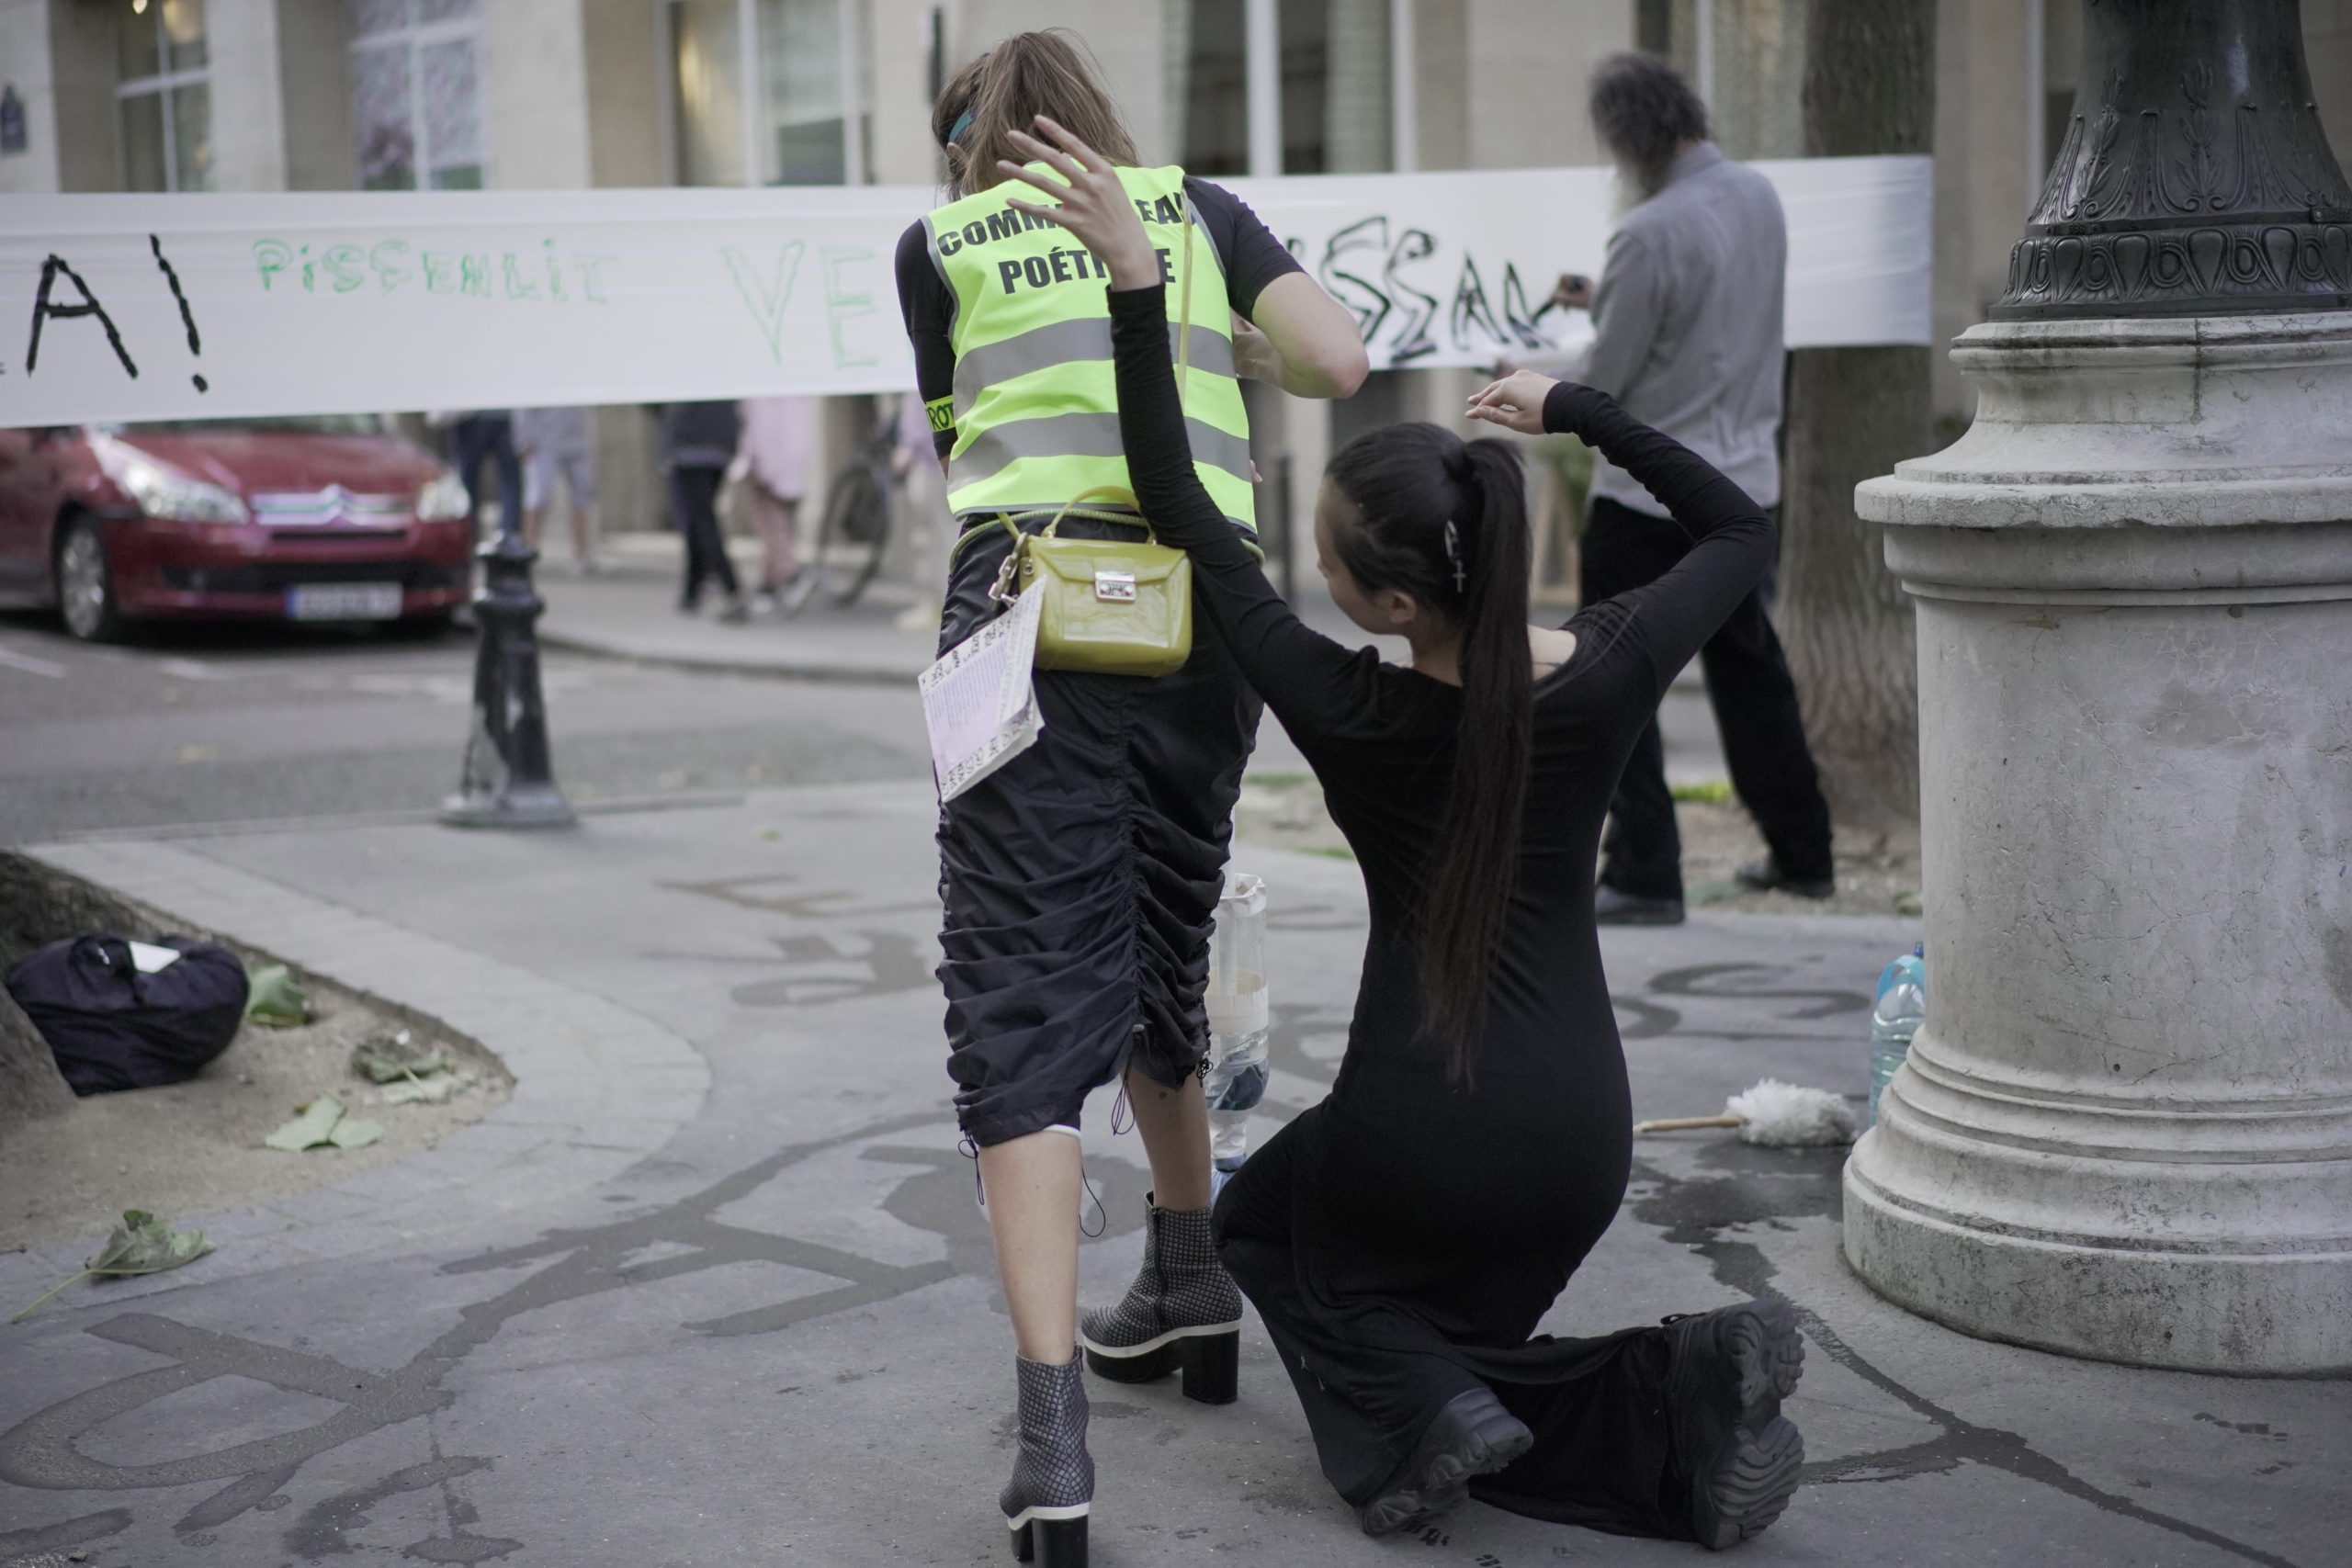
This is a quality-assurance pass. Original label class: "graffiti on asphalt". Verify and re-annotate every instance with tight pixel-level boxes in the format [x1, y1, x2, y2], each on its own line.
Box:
[0, 1109, 1136, 1561]
[650, 874, 942, 1007]
[1630, 1144, 2299, 1568]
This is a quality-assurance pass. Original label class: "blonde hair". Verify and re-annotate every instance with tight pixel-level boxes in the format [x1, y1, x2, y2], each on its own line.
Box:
[933, 29, 1139, 198]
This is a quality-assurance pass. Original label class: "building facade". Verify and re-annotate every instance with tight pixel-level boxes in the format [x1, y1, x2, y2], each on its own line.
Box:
[6, 0, 2349, 565]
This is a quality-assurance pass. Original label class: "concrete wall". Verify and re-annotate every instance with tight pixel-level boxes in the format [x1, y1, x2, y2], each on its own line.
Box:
[0, 0, 59, 193]
[1465, 0, 1623, 170]
[487, 0, 595, 188]
[276, 0, 355, 190]
[207, 0, 293, 191]
[47, 0, 118, 192]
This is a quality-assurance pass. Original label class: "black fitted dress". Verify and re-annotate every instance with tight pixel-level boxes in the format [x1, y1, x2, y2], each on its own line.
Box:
[1105, 285, 1773, 1540]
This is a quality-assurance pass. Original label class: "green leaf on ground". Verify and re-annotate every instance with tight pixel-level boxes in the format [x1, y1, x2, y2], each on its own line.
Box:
[86, 1209, 215, 1275]
[11, 1210, 215, 1321]
[245, 964, 311, 1027]
[264, 1094, 350, 1152]
[351, 1029, 450, 1084]
[1671, 779, 1734, 805]
[326, 1115, 383, 1149]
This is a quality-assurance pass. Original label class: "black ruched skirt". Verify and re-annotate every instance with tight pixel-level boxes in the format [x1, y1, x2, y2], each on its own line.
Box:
[935, 521, 1261, 1147]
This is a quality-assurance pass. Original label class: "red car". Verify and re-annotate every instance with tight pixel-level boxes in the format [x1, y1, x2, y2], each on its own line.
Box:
[0, 416, 475, 641]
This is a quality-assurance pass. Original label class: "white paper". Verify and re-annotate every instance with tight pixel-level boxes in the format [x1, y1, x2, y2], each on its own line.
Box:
[922, 587, 1045, 802]
[126, 941, 182, 973]
[0, 158, 1932, 426]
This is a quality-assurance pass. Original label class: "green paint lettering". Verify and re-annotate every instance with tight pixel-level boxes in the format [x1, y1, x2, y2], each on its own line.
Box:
[322, 244, 367, 293]
[422, 251, 459, 293]
[370, 239, 411, 293]
[502, 251, 540, 300]
[253, 239, 292, 291]
[823, 247, 878, 369]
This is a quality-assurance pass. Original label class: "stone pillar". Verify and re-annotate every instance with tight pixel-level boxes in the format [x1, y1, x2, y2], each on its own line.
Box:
[1844, 0, 2352, 1373]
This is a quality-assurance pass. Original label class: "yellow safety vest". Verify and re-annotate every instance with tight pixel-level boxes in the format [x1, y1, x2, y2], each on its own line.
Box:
[922, 164, 1256, 532]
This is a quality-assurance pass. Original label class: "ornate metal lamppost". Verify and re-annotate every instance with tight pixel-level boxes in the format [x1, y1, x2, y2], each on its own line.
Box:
[1845, 0, 2352, 1372]
[438, 476, 574, 829]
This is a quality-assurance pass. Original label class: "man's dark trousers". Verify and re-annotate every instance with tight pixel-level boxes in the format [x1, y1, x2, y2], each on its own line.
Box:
[1580, 495, 1834, 902]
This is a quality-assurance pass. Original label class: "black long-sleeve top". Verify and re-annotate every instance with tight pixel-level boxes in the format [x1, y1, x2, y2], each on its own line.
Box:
[1105, 276, 1771, 1103]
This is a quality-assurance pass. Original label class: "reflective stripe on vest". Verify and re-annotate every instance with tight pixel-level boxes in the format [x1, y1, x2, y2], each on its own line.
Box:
[925, 164, 1254, 531]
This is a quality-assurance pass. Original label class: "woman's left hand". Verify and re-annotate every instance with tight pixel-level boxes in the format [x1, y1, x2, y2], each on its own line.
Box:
[1464, 369, 1563, 436]
[1000, 118, 1162, 292]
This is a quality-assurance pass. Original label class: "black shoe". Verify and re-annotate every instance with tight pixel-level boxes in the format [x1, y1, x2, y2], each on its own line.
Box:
[1735, 860, 1836, 900]
[1001, 1352, 1091, 1565]
[1662, 1300, 1806, 1550]
[1080, 1198, 1243, 1404]
[1596, 885, 1686, 926]
[1357, 1386, 1533, 1539]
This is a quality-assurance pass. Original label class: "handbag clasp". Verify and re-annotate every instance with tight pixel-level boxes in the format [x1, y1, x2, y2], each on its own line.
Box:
[1093, 570, 1137, 603]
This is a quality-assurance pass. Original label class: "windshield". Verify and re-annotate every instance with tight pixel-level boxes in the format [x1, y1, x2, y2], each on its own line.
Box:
[112, 413, 392, 437]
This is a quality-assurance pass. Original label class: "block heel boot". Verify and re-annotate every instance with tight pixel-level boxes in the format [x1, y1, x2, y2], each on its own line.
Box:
[1079, 1198, 1243, 1404]
[1001, 1352, 1092, 1566]
[1662, 1299, 1807, 1550]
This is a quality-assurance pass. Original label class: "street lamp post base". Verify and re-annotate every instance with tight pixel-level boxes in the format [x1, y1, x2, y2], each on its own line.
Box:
[1850, 310, 2352, 1376]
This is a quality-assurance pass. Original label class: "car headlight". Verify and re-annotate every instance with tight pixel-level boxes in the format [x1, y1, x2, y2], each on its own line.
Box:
[416, 469, 470, 522]
[116, 451, 249, 524]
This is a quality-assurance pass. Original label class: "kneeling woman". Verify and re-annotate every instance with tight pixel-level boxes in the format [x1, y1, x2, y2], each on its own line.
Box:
[999, 119, 1807, 1550]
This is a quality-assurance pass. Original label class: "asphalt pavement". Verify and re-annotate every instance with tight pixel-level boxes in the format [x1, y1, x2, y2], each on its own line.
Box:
[2, 561, 2338, 1568]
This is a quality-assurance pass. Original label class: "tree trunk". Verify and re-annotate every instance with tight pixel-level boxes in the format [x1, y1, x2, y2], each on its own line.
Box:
[1777, 0, 1937, 829]
[0, 857, 78, 1143]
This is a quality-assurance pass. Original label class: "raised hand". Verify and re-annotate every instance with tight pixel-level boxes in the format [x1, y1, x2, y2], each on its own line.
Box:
[1464, 368, 1563, 436]
[999, 117, 1162, 292]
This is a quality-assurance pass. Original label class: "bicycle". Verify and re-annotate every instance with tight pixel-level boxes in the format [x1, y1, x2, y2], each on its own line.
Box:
[790, 401, 904, 613]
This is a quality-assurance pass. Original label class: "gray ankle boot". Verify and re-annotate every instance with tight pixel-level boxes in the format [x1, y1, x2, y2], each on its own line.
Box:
[1079, 1198, 1243, 1404]
[1001, 1351, 1091, 1564]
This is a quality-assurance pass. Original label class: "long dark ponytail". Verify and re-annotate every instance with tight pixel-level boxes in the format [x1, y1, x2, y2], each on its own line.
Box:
[1326, 423, 1532, 1083]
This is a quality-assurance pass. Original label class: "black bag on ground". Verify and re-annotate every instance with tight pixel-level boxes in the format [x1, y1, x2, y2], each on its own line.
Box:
[4, 934, 249, 1095]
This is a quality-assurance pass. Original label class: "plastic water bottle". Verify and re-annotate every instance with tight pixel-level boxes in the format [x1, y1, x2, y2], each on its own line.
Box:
[1869, 944, 1927, 1125]
[1203, 872, 1269, 1198]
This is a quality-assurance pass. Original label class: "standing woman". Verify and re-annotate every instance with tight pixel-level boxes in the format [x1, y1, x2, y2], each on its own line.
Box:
[998, 118, 1808, 1551]
[893, 29, 1365, 1564]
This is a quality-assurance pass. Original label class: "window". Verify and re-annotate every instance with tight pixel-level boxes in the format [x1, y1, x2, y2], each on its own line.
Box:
[669, 0, 867, 187]
[348, 0, 487, 191]
[119, 0, 211, 192]
[1170, 0, 1393, 177]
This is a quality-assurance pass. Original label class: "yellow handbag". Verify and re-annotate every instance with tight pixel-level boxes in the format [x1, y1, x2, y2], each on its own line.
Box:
[980, 209, 1215, 678]
[994, 495, 1193, 677]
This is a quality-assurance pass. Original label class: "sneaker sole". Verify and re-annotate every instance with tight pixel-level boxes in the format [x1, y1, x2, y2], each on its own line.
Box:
[1699, 1416, 1804, 1549]
[1359, 1391, 1533, 1538]
[1691, 1302, 1806, 1550]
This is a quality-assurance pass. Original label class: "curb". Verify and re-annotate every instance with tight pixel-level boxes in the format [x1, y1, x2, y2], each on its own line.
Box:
[535, 623, 927, 686]
[1, 840, 712, 1299]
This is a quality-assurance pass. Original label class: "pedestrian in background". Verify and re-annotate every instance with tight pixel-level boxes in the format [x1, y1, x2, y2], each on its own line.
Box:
[735, 395, 815, 612]
[662, 400, 746, 623]
[1551, 53, 1834, 925]
[445, 409, 522, 538]
[888, 388, 947, 633]
[514, 405, 600, 575]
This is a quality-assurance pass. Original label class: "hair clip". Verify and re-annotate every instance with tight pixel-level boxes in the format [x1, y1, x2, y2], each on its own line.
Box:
[1442, 520, 1466, 593]
[946, 108, 976, 147]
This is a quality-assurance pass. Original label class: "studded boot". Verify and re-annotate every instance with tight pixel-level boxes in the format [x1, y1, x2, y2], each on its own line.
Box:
[1079, 1198, 1243, 1404]
[1001, 1351, 1092, 1565]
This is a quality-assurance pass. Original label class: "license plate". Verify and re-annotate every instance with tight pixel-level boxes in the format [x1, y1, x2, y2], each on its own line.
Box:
[286, 582, 404, 621]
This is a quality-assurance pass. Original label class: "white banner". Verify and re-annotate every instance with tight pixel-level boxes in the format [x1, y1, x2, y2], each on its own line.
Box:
[0, 157, 1928, 427]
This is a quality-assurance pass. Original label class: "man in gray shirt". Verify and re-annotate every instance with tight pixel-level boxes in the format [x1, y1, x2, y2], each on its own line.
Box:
[1561, 54, 1834, 924]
